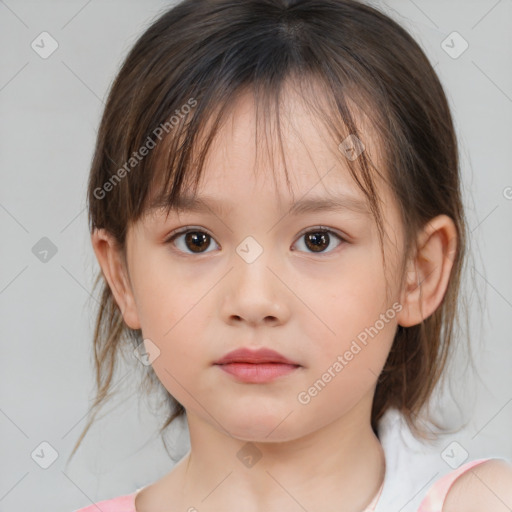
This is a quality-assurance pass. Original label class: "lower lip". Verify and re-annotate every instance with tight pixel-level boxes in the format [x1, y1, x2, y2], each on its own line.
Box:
[215, 363, 300, 383]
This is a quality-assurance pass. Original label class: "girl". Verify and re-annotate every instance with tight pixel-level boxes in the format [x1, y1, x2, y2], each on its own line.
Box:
[71, 0, 512, 511]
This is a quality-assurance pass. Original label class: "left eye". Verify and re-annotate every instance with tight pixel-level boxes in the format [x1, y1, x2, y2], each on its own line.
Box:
[165, 227, 345, 255]
[292, 228, 345, 254]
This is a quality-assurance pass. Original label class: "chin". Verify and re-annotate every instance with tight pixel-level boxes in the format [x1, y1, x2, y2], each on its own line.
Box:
[223, 411, 307, 443]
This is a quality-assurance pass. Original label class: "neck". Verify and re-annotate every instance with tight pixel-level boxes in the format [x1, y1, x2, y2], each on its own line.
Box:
[171, 397, 386, 512]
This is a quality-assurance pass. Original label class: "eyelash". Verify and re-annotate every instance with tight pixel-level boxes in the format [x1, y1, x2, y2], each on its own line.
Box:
[164, 226, 348, 256]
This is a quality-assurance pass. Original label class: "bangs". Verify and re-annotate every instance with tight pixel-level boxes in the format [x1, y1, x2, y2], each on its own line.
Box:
[137, 71, 388, 250]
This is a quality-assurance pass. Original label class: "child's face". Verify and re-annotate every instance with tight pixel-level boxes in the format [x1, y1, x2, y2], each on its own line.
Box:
[123, 88, 406, 441]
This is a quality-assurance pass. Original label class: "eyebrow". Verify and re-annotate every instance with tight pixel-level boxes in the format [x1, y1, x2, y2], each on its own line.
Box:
[148, 193, 370, 217]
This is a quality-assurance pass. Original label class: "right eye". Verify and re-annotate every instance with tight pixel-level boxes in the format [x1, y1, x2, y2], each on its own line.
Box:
[165, 227, 220, 255]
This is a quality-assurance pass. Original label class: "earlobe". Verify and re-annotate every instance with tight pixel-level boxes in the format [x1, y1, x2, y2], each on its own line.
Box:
[90, 229, 141, 330]
[396, 215, 457, 328]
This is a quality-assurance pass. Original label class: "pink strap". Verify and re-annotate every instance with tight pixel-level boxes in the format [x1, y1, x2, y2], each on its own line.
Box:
[417, 458, 491, 512]
[74, 492, 136, 511]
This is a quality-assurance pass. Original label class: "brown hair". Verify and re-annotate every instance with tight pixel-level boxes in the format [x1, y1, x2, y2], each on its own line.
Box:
[69, 0, 471, 463]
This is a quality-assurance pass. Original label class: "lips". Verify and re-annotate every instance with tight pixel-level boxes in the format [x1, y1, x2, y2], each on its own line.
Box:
[213, 347, 300, 366]
[213, 347, 301, 383]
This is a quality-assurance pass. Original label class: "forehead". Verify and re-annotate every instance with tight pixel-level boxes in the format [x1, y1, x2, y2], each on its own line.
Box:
[147, 82, 386, 217]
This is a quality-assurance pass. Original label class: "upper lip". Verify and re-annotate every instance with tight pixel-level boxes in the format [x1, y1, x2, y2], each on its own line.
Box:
[214, 347, 300, 366]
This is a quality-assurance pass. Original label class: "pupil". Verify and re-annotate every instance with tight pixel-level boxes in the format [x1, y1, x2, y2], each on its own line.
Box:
[306, 232, 328, 252]
[186, 232, 209, 252]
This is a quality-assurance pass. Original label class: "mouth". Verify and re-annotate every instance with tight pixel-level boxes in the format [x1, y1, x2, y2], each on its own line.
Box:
[213, 347, 301, 383]
[215, 362, 300, 383]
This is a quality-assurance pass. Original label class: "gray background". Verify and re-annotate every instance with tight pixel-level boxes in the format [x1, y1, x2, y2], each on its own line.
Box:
[1, 1, 511, 510]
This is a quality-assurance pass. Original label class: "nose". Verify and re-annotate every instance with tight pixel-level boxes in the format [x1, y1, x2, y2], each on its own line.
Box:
[220, 246, 291, 328]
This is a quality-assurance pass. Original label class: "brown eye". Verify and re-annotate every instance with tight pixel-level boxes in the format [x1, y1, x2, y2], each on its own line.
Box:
[166, 229, 219, 254]
[293, 228, 345, 254]
[305, 231, 330, 252]
[183, 232, 211, 253]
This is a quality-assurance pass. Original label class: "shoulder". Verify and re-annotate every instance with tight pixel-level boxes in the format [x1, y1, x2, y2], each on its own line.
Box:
[443, 458, 512, 512]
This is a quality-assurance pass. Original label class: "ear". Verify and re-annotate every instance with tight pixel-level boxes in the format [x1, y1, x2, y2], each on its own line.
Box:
[90, 228, 141, 330]
[396, 215, 458, 327]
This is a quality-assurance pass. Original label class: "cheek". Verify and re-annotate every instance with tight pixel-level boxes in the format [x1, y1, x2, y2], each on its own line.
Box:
[296, 306, 396, 420]
[130, 248, 204, 331]
[141, 299, 210, 408]
[305, 247, 391, 340]
[298, 246, 397, 386]
[131, 254, 227, 401]
[129, 251, 208, 367]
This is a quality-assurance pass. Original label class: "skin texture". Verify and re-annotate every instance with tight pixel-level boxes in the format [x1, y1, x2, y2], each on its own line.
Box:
[442, 459, 512, 512]
[91, 85, 458, 512]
